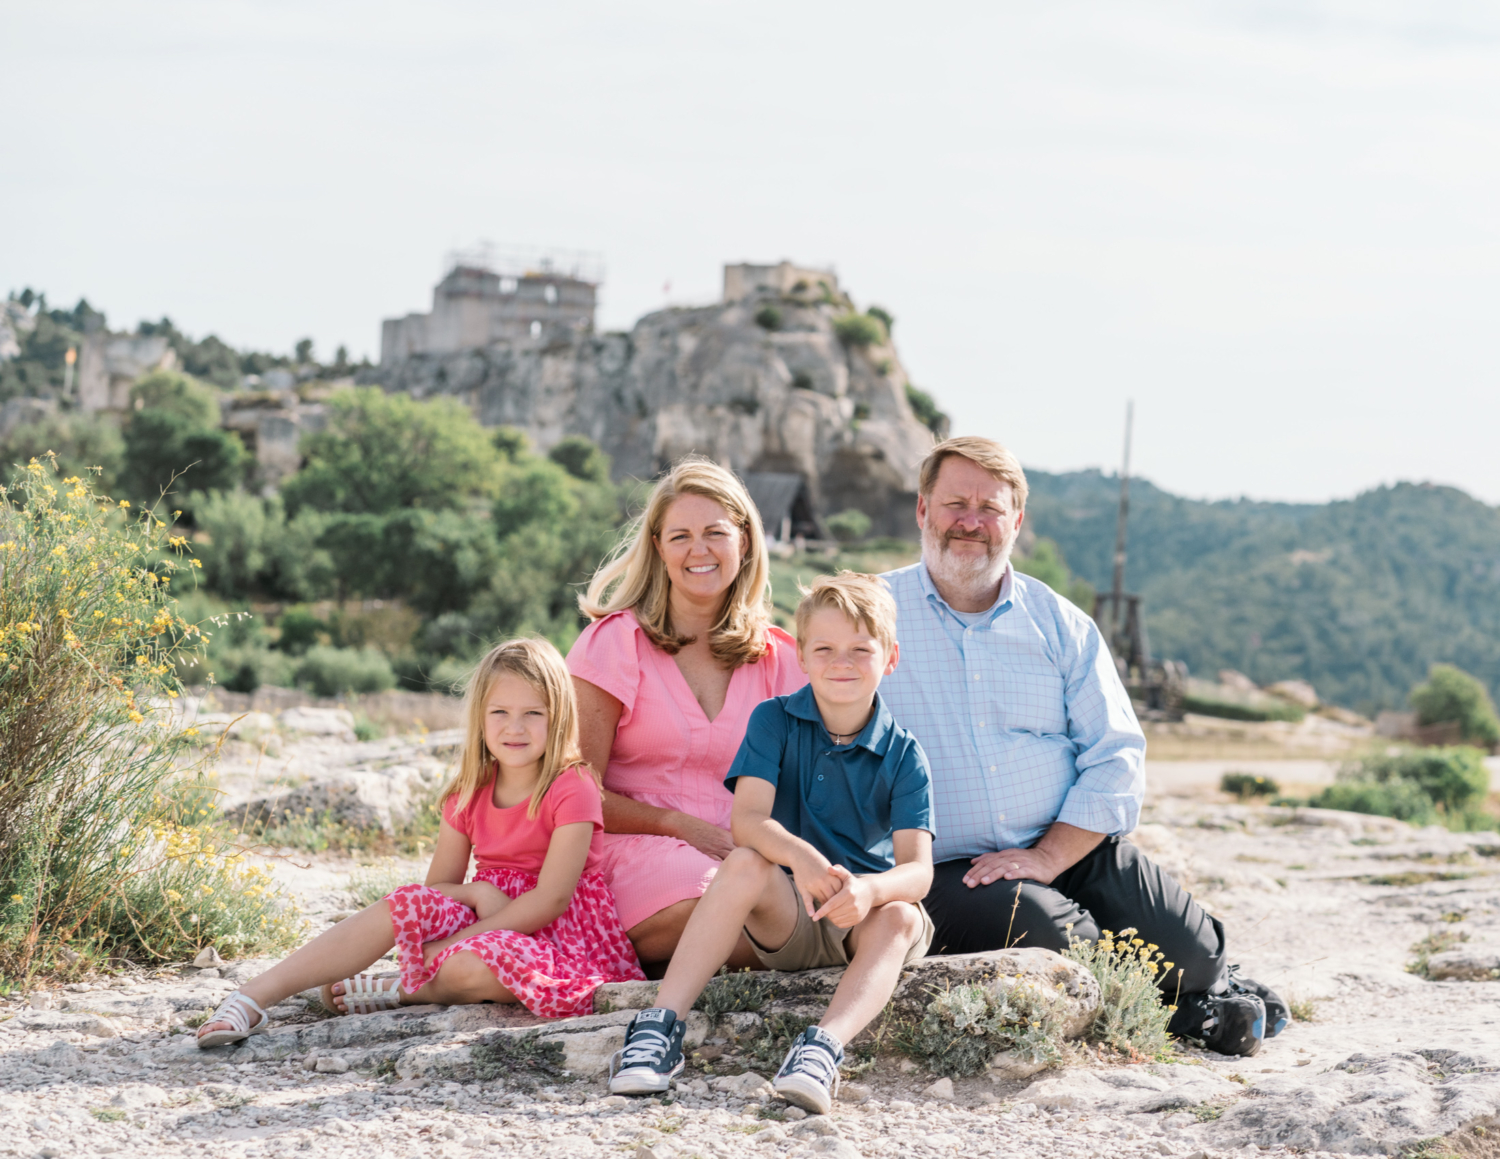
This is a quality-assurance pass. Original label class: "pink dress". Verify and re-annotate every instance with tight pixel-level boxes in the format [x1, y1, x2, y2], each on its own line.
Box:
[384, 768, 644, 1019]
[567, 610, 807, 931]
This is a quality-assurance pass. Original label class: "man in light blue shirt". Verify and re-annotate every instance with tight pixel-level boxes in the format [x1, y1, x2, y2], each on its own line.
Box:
[879, 437, 1286, 1057]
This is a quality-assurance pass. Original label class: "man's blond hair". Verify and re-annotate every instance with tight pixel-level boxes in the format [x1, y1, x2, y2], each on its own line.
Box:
[794, 571, 898, 654]
[918, 436, 1028, 510]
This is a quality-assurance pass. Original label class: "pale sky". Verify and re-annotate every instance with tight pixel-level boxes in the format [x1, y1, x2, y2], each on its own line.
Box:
[3, 1, 1498, 504]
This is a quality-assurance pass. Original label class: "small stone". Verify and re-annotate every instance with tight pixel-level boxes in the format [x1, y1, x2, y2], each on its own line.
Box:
[196, 968, 221, 979]
[839, 1082, 872, 1104]
[808, 1141, 862, 1159]
[314, 1056, 350, 1073]
[599, 1095, 629, 1107]
[923, 1077, 955, 1102]
[711, 1070, 775, 1099]
[193, 947, 225, 969]
[783, 1106, 807, 1120]
[898, 1059, 919, 1073]
[793, 1116, 839, 1137]
[752, 1125, 785, 1144]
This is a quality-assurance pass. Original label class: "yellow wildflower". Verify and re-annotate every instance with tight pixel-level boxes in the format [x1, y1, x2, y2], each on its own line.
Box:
[118, 499, 130, 508]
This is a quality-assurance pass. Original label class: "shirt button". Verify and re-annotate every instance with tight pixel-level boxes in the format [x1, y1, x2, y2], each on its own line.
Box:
[973, 673, 981, 681]
[817, 774, 824, 781]
[978, 721, 985, 728]
[989, 765, 996, 772]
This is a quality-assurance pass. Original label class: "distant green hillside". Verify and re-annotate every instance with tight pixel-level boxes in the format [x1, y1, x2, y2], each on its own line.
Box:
[1025, 471, 1500, 716]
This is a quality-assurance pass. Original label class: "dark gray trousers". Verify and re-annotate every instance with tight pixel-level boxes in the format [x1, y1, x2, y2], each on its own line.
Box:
[922, 836, 1228, 997]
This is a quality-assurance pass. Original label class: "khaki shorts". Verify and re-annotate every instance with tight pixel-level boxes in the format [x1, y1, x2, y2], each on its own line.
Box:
[746, 884, 935, 971]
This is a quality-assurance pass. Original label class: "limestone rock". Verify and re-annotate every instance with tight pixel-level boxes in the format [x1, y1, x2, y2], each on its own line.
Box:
[987, 1049, 1051, 1080]
[222, 764, 439, 833]
[1206, 1049, 1500, 1156]
[371, 282, 939, 536]
[922, 1077, 955, 1101]
[278, 707, 356, 738]
[1424, 949, 1500, 982]
[711, 1070, 775, 1100]
[193, 946, 225, 968]
[1023, 1062, 1239, 1113]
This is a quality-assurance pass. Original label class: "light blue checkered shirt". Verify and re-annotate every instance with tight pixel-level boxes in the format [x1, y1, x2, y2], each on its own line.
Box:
[878, 562, 1145, 864]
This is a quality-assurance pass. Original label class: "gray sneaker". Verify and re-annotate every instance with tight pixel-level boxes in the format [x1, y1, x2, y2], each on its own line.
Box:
[772, 1026, 843, 1114]
[608, 1008, 685, 1095]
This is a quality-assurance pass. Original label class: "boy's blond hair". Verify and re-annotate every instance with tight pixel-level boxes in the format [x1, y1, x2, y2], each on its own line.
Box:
[794, 571, 898, 654]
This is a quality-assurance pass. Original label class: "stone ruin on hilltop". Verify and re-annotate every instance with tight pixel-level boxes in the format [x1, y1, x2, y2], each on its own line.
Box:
[365, 254, 941, 538]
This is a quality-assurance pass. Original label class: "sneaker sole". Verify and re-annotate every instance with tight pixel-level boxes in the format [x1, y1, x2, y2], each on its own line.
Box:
[608, 1065, 681, 1096]
[773, 1075, 832, 1116]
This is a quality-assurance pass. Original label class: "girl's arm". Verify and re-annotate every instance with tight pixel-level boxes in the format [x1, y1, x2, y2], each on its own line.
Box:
[422, 821, 594, 957]
[424, 819, 473, 887]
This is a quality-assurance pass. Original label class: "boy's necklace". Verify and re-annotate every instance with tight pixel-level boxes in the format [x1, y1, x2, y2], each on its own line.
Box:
[826, 707, 875, 745]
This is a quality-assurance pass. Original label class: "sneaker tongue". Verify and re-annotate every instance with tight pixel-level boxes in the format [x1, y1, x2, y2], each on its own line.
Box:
[636, 1008, 675, 1026]
[805, 1026, 843, 1057]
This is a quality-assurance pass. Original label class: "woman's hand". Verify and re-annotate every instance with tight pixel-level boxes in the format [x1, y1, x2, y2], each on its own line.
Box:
[670, 813, 736, 860]
[421, 934, 463, 968]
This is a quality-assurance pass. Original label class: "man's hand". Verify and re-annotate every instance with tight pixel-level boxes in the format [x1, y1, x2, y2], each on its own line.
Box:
[672, 813, 736, 861]
[811, 865, 875, 929]
[789, 847, 842, 916]
[964, 846, 1063, 888]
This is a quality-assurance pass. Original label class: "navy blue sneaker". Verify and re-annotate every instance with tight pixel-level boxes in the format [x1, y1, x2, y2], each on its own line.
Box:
[1170, 989, 1266, 1057]
[773, 1026, 843, 1114]
[1227, 966, 1289, 1038]
[608, 1008, 685, 1095]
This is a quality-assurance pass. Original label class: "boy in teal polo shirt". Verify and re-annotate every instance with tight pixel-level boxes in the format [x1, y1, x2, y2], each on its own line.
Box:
[609, 573, 935, 1114]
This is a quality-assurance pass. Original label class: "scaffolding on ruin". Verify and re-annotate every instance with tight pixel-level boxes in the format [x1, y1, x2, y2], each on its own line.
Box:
[442, 242, 605, 286]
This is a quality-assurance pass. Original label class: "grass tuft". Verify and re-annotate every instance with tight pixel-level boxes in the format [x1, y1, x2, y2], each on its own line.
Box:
[1407, 929, 1468, 978]
[693, 967, 778, 1018]
[470, 1031, 571, 1089]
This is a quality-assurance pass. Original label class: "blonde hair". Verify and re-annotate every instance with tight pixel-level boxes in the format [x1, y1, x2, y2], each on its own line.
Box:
[578, 456, 774, 668]
[794, 571, 898, 654]
[918, 436, 1029, 510]
[443, 637, 595, 821]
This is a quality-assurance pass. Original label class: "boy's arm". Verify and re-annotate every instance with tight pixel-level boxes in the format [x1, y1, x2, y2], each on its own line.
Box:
[812, 828, 934, 929]
[731, 776, 844, 916]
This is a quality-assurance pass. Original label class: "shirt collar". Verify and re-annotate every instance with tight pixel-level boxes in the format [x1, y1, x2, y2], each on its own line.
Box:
[917, 560, 1014, 627]
[785, 685, 898, 756]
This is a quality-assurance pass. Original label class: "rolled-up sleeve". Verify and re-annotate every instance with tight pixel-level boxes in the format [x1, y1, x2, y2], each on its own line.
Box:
[1054, 617, 1146, 837]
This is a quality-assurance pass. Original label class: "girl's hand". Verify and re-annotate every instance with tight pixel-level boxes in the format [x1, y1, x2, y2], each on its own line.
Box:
[672, 813, 735, 860]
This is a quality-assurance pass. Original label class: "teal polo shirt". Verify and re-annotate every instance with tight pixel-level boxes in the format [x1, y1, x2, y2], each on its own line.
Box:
[724, 685, 934, 875]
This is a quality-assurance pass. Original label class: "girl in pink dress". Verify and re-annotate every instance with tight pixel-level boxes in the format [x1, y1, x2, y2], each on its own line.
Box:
[196, 639, 644, 1047]
[570, 457, 807, 968]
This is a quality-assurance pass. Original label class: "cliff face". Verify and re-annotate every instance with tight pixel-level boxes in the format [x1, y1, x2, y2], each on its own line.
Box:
[370, 294, 937, 536]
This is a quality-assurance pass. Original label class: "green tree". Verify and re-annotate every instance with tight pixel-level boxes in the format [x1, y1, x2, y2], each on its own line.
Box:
[281, 388, 502, 515]
[826, 508, 872, 544]
[1411, 664, 1500, 747]
[866, 305, 894, 334]
[548, 435, 612, 483]
[905, 384, 950, 437]
[1013, 538, 1096, 610]
[0, 411, 124, 492]
[120, 371, 247, 502]
[833, 313, 885, 347]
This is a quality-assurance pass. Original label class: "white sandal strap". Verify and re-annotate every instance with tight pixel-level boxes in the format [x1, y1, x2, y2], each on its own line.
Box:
[340, 974, 402, 1014]
[207, 991, 267, 1035]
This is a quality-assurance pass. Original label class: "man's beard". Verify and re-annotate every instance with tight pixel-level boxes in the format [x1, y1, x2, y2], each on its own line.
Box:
[922, 523, 1012, 601]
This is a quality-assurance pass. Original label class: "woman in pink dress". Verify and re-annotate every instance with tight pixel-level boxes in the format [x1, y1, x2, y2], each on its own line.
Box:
[568, 457, 806, 970]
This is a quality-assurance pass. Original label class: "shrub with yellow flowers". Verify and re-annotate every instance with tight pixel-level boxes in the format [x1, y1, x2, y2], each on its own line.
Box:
[1064, 926, 1178, 1060]
[0, 457, 298, 978]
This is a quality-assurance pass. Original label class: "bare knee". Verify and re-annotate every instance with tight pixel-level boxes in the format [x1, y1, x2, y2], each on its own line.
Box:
[872, 900, 922, 939]
[435, 951, 495, 1001]
[718, 846, 775, 885]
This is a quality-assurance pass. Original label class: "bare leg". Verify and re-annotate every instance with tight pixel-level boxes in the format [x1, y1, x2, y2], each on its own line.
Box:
[817, 901, 924, 1044]
[404, 950, 517, 1005]
[198, 899, 400, 1035]
[628, 897, 760, 974]
[655, 849, 798, 1015]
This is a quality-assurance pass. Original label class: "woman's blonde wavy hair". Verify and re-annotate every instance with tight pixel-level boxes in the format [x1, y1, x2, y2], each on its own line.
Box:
[578, 456, 774, 669]
[442, 637, 596, 821]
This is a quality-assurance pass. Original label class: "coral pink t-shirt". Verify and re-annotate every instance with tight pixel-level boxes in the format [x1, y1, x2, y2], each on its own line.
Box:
[567, 610, 808, 829]
[441, 767, 606, 875]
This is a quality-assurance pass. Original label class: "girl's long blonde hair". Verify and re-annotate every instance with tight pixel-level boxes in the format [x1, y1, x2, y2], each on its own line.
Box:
[578, 456, 774, 669]
[443, 637, 594, 820]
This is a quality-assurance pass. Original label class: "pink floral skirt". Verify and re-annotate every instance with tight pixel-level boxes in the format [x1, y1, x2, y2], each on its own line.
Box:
[385, 868, 645, 1019]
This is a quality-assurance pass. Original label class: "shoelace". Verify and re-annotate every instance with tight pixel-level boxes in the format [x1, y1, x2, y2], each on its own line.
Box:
[619, 1026, 673, 1069]
[782, 1039, 840, 1086]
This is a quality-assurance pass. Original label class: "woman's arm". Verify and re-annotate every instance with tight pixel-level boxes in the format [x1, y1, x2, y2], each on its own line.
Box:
[423, 818, 472, 887]
[421, 822, 595, 960]
[575, 675, 734, 860]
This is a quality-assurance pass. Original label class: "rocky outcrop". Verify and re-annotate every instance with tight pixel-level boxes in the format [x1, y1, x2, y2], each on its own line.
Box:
[368, 291, 938, 536]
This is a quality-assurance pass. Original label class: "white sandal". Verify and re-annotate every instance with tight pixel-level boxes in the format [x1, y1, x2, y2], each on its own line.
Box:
[196, 991, 269, 1048]
[335, 973, 404, 1015]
